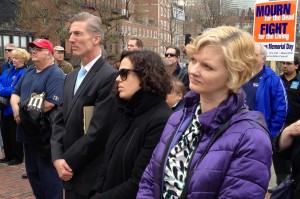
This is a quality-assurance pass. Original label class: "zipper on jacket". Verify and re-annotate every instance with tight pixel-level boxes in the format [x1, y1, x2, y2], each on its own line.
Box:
[159, 108, 190, 199]
[123, 128, 138, 181]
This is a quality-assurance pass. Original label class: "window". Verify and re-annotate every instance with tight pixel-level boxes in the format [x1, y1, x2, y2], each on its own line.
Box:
[128, 27, 131, 35]
[3, 36, 9, 47]
[20, 36, 27, 48]
[13, 36, 19, 47]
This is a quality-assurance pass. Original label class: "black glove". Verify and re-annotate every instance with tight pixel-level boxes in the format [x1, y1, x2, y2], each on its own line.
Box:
[19, 99, 30, 112]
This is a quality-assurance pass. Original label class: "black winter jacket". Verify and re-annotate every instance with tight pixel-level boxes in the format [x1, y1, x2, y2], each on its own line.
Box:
[91, 89, 172, 199]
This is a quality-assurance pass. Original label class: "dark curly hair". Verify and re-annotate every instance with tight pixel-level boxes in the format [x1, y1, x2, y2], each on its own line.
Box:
[120, 50, 172, 98]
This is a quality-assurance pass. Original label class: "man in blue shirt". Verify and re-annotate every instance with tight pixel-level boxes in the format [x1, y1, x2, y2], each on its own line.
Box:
[242, 43, 287, 139]
[242, 43, 288, 188]
[11, 39, 65, 199]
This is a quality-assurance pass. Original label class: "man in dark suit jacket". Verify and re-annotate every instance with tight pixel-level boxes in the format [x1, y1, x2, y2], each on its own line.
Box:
[51, 12, 118, 199]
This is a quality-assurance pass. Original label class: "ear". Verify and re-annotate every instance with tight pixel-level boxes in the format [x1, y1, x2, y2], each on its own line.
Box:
[93, 35, 101, 45]
[176, 92, 183, 101]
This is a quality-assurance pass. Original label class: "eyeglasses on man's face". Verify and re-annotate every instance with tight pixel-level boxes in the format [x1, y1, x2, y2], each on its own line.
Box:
[31, 47, 45, 53]
[118, 68, 137, 81]
[281, 62, 294, 66]
[5, 49, 13, 52]
[165, 53, 177, 58]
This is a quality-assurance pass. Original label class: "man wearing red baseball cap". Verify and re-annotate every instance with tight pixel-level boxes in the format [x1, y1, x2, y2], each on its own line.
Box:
[11, 38, 64, 198]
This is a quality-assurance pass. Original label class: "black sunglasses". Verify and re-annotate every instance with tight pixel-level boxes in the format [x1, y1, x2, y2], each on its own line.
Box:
[5, 49, 13, 52]
[165, 53, 177, 57]
[118, 68, 137, 81]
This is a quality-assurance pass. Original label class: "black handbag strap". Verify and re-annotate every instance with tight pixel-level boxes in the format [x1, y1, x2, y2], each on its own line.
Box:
[179, 108, 248, 199]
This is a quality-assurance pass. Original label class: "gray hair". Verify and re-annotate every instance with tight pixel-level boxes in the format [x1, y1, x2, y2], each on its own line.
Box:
[69, 12, 104, 41]
[259, 43, 267, 57]
[6, 43, 16, 49]
[43, 50, 55, 61]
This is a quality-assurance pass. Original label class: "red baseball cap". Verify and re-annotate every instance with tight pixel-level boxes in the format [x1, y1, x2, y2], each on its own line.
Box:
[28, 39, 54, 54]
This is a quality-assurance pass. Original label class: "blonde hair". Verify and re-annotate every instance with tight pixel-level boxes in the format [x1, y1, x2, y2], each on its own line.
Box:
[12, 48, 30, 64]
[185, 26, 256, 93]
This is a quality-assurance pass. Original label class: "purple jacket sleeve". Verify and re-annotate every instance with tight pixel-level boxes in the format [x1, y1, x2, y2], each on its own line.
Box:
[217, 128, 272, 198]
[137, 160, 156, 198]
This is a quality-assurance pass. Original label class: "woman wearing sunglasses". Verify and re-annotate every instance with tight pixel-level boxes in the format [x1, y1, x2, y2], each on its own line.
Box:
[137, 26, 272, 199]
[89, 50, 172, 199]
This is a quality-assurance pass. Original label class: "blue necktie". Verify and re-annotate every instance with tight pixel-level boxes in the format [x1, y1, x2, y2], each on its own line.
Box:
[74, 67, 87, 94]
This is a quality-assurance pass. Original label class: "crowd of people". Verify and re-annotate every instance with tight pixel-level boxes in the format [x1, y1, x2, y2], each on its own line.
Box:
[0, 11, 299, 199]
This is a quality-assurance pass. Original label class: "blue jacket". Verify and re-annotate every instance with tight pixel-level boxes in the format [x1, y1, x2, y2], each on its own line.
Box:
[255, 65, 288, 138]
[0, 66, 27, 115]
[137, 91, 272, 199]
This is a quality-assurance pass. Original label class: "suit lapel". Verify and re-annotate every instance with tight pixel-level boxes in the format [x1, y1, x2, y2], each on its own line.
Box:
[65, 57, 106, 122]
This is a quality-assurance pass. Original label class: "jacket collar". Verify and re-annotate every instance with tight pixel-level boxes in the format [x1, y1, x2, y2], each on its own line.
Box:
[117, 89, 165, 118]
[172, 63, 181, 76]
[184, 90, 245, 135]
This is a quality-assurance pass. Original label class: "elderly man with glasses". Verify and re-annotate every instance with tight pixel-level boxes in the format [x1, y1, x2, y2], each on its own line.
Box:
[242, 43, 288, 192]
[10, 38, 65, 199]
[164, 46, 189, 91]
[1, 43, 16, 74]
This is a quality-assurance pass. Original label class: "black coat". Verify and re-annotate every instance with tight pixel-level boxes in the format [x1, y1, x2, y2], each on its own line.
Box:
[51, 57, 119, 196]
[94, 90, 172, 199]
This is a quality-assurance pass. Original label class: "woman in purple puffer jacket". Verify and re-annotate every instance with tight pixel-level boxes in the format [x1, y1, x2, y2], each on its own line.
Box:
[137, 26, 272, 199]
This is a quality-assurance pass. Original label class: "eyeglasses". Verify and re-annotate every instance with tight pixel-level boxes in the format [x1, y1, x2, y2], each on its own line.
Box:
[118, 68, 137, 81]
[165, 53, 177, 57]
[31, 47, 44, 52]
[5, 49, 13, 52]
[281, 62, 294, 66]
